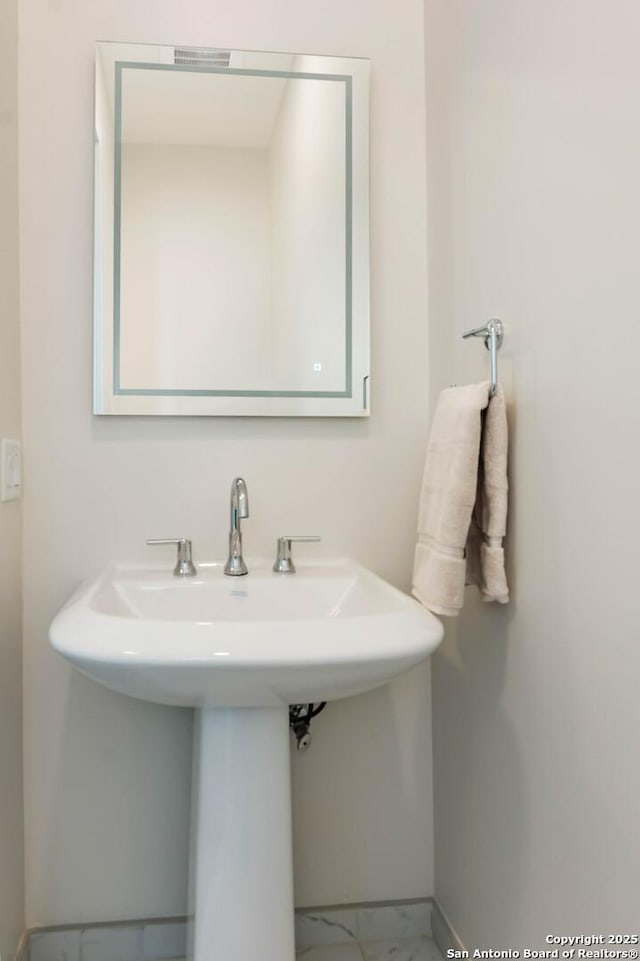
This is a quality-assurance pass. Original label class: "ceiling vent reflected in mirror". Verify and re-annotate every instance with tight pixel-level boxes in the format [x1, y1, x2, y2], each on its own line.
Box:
[174, 46, 232, 67]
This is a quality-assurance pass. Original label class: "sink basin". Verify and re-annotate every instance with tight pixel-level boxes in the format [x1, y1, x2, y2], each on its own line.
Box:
[49, 557, 442, 961]
[50, 559, 443, 708]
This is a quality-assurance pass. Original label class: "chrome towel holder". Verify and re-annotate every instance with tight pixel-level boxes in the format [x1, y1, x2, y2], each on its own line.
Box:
[462, 319, 504, 397]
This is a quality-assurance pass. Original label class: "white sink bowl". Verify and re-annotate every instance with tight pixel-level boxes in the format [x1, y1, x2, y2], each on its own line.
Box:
[50, 559, 443, 708]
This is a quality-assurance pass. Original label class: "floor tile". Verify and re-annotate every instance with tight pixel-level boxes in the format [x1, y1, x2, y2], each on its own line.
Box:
[361, 935, 443, 961]
[30, 930, 81, 961]
[141, 922, 186, 961]
[295, 910, 360, 947]
[357, 904, 432, 942]
[297, 945, 364, 961]
[80, 925, 144, 961]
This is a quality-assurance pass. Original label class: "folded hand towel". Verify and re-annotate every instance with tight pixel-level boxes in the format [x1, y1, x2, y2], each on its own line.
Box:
[411, 382, 509, 616]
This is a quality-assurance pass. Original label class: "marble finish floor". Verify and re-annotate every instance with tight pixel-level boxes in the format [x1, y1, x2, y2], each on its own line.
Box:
[296, 935, 444, 961]
[25, 901, 442, 961]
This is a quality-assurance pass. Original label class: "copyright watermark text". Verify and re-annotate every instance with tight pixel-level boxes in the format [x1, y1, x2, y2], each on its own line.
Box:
[447, 937, 639, 961]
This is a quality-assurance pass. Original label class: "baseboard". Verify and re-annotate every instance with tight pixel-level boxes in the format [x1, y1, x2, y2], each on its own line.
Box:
[14, 929, 29, 961]
[431, 897, 466, 956]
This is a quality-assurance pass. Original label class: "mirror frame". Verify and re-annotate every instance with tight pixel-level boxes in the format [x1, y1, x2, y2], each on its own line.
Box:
[93, 43, 370, 417]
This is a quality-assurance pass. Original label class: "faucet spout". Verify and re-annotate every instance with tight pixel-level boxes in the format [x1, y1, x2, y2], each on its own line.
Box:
[224, 477, 249, 575]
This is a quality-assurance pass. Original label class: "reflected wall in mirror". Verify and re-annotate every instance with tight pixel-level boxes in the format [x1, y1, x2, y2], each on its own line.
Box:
[94, 43, 370, 416]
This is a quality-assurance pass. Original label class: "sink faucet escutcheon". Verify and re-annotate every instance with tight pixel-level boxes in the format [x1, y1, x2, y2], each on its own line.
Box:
[224, 476, 249, 576]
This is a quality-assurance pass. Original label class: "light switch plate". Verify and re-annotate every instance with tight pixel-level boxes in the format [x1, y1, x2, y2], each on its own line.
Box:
[1, 439, 21, 502]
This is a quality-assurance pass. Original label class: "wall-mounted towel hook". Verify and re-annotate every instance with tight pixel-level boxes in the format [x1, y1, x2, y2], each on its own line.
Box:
[462, 319, 504, 396]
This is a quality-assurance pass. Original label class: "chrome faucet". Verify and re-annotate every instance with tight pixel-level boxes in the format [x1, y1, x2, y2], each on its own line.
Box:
[224, 476, 249, 576]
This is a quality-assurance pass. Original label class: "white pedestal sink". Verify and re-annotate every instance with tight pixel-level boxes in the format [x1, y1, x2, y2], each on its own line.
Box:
[50, 560, 443, 961]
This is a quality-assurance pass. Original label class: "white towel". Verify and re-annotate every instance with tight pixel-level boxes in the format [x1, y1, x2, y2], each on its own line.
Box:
[411, 382, 509, 616]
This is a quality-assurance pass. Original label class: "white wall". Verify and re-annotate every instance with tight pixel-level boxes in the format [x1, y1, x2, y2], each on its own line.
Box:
[0, 0, 25, 953]
[425, 0, 640, 945]
[120, 143, 272, 389]
[268, 58, 346, 391]
[19, 0, 433, 925]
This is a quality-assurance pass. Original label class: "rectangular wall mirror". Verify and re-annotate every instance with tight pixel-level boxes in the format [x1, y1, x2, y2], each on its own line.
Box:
[94, 42, 370, 416]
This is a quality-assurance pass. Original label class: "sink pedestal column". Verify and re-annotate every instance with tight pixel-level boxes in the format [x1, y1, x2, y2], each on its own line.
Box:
[189, 707, 295, 961]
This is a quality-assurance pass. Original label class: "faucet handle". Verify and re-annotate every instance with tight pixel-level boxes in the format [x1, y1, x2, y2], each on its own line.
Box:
[147, 538, 197, 577]
[273, 536, 321, 574]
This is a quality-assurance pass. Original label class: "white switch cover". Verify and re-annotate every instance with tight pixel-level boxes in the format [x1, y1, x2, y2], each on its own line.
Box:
[1, 439, 21, 502]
